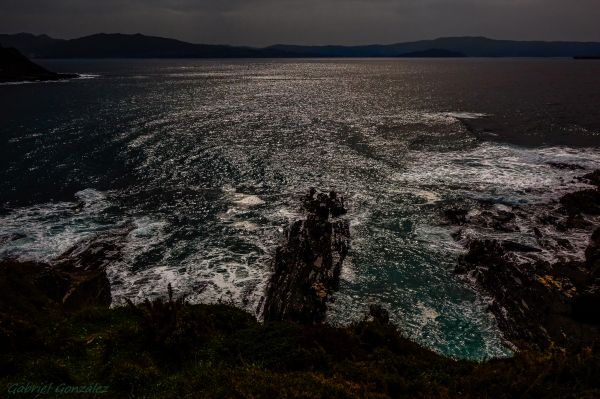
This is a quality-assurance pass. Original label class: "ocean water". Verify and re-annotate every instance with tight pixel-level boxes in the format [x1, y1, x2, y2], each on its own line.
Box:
[2, 59, 600, 360]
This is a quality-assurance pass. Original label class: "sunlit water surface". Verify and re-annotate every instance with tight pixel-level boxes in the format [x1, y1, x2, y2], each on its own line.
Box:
[2, 59, 600, 359]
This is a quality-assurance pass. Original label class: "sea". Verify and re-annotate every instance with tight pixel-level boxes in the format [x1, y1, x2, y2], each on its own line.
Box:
[1, 58, 600, 360]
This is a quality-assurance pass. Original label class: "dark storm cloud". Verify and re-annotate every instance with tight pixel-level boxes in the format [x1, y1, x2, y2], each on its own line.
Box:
[1, 0, 599, 46]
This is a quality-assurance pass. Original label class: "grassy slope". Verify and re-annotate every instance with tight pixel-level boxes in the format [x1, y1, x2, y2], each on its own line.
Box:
[1, 299, 598, 398]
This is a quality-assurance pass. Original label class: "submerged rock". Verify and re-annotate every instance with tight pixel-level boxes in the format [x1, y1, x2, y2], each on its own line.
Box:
[263, 190, 350, 324]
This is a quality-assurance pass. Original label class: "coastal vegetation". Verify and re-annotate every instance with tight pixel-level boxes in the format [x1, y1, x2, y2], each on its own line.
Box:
[1, 287, 598, 398]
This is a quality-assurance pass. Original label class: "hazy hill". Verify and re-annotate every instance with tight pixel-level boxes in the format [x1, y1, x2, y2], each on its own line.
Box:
[1, 33, 600, 58]
[0, 33, 293, 58]
[269, 36, 600, 57]
[396, 48, 466, 57]
[0, 33, 63, 57]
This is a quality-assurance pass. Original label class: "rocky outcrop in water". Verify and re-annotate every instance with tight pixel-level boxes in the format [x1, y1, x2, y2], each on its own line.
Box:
[263, 190, 349, 324]
[0, 46, 78, 82]
[448, 170, 600, 349]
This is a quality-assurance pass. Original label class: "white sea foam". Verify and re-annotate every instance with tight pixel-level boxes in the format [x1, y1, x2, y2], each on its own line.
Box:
[422, 112, 488, 124]
[0, 74, 89, 86]
[0, 81, 37, 86]
[0, 189, 114, 261]
[233, 194, 265, 207]
[231, 221, 260, 231]
[415, 302, 440, 326]
[397, 143, 600, 202]
[75, 74, 99, 80]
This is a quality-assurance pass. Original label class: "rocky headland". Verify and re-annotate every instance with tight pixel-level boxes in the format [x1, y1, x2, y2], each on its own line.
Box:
[446, 169, 600, 350]
[0, 46, 78, 83]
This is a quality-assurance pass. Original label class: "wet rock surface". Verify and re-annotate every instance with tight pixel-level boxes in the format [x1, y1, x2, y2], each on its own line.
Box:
[263, 190, 350, 324]
[560, 189, 600, 216]
[446, 170, 600, 349]
[52, 230, 130, 309]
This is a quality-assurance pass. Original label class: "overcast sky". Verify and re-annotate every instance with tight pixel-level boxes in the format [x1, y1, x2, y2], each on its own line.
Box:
[1, 0, 599, 46]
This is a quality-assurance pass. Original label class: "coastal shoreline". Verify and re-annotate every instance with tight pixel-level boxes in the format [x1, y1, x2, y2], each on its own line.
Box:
[1, 174, 599, 396]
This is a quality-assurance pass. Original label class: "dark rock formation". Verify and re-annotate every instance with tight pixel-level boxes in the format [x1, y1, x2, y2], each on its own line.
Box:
[571, 228, 600, 325]
[444, 207, 469, 225]
[0, 230, 128, 350]
[559, 169, 600, 216]
[448, 170, 600, 349]
[0, 46, 78, 83]
[443, 204, 521, 233]
[460, 237, 599, 344]
[572, 285, 600, 325]
[560, 189, 600, 215]
[368, 304, 390, 324]
[263, 190, 350, 324]
[456, 239, 597, 348]
[581, 170, 600, 187]
[547, 162, 585, 170]
[585, 228, 600, 272]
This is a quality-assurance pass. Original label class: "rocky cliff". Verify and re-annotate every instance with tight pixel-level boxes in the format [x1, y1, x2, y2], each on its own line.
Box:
[263, 190, 349, 324]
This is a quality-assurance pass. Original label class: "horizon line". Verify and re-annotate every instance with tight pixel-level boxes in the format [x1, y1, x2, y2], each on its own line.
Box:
[3, 31, 600, 48]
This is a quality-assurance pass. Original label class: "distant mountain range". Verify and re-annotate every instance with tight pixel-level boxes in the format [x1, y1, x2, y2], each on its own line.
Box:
[1, 33, 600, 58]
[395, 49, 466, 58]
